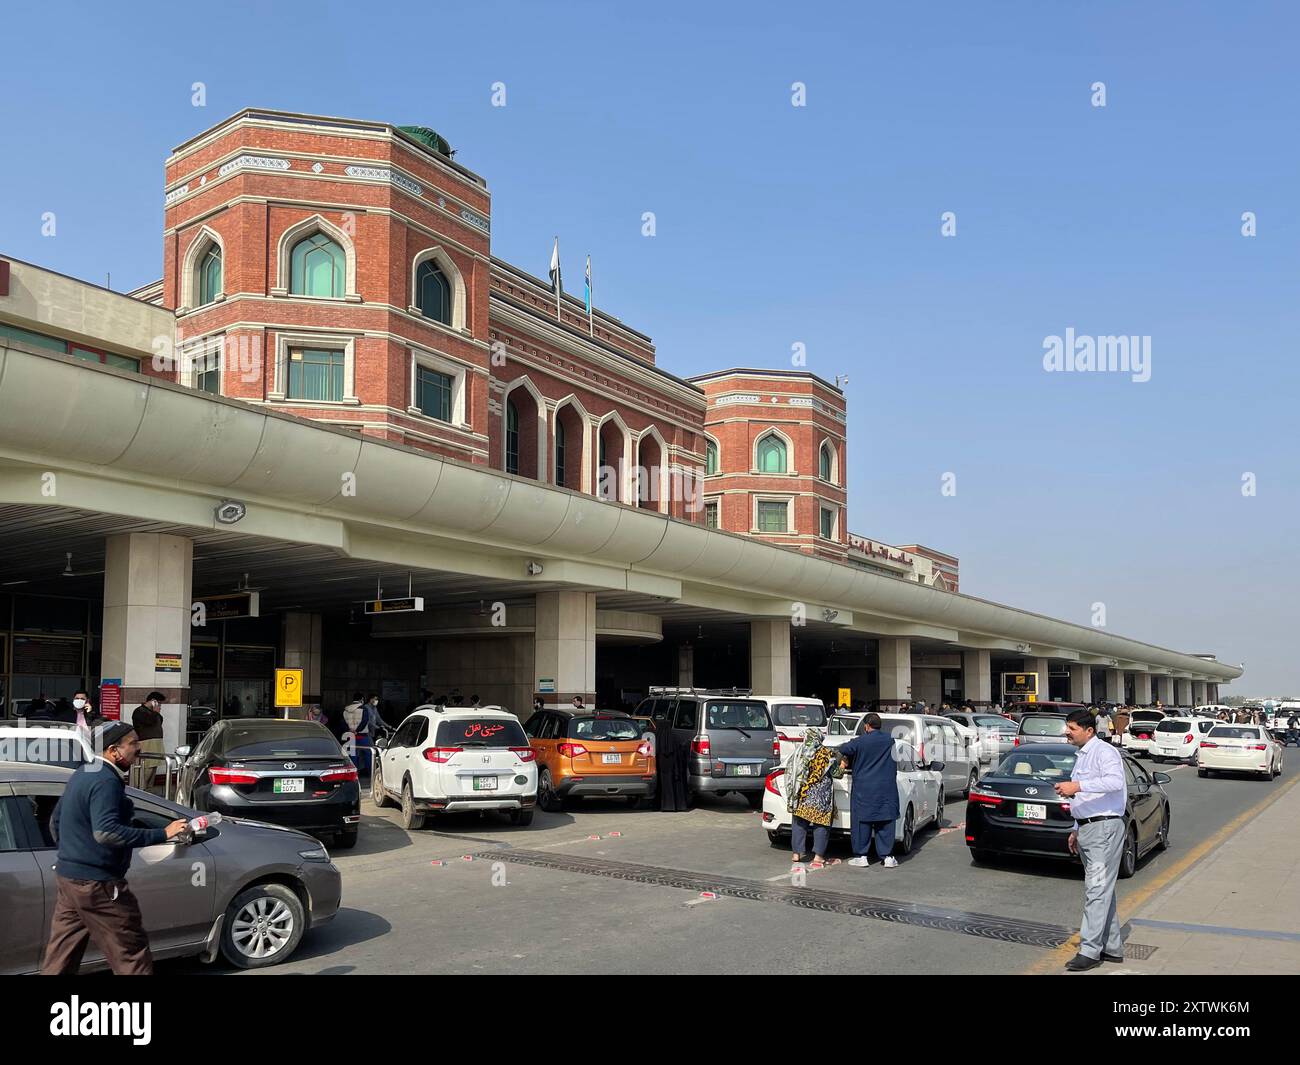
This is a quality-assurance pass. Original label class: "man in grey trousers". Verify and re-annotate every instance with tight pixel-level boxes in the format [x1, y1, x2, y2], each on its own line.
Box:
[1055, 707, 1129, 971]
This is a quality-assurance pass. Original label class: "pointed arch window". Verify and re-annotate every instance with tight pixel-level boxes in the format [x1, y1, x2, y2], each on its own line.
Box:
[756, 434, 787, 474]
[416, 260, 452, 324]
[506, 399, 521, 475]
[290, 233, 345, 297]
[705, 439, 718, 476]
[819, 442, 833, 482]
[555, 419, 567, 486]
[198, 244, 222, 306]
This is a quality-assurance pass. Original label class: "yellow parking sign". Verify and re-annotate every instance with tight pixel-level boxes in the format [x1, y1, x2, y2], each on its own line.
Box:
[275, 668, 304, 708]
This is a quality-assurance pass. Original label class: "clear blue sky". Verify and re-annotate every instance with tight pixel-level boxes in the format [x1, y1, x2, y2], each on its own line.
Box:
[2, 1, 1295, 693]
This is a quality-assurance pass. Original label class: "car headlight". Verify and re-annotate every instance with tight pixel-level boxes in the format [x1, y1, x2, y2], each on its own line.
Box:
[299, 846, 330, 862]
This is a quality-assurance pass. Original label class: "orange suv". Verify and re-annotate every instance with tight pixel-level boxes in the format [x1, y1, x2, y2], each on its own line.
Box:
[525, 709, 655, 810]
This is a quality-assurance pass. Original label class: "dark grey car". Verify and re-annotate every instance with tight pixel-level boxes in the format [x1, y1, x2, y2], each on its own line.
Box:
[0, 761, 342, 973]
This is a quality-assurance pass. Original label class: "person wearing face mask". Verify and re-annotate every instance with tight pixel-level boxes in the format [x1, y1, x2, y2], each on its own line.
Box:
[69, 690, 103, 733]
[40, 722, 189, 974]
[130, 692, 167, 792]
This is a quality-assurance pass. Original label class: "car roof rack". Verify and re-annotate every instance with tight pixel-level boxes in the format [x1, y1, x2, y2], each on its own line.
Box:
[648, 686, 754, 697]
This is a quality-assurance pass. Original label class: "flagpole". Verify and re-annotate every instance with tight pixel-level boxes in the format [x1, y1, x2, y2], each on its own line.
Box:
[554, 236, 561, 322]
[586, 255, 594, 337]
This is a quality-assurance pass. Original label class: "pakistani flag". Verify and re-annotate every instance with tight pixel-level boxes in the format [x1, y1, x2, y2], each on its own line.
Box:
[548, 237, 562, 319]
[584, 255, 593, 335]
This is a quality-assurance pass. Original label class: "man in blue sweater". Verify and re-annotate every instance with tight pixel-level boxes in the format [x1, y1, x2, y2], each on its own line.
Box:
[40, 721, 188, 975]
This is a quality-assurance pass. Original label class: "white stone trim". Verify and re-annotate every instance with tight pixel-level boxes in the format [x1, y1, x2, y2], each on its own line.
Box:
[634, 425, 670, 514]
[272, 214, 360, 301]
[409, 246, 468, 331]
[594, 410, 633, 503]
[551, 394, 592, 493]
[407, 346, 470, 429]
[818, 437, 839, 486]
[752, 493, 795, 534]
[501, 376, 549, 483]
[271, 330, 359, 404]
[178, 333, 225, 392]
[753, 427, 795, 476]
[177, 225, 227, 314]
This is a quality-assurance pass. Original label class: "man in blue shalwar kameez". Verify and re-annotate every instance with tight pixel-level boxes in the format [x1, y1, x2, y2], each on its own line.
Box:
[837, 712, 900, 869]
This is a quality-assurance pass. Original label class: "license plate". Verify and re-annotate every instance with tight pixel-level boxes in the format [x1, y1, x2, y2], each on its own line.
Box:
[473, 776, 498, 791]
[602, 753, 621, 764]
[732, 764, 754, 776]
[273, 778, 304, 794]
[1017, 802, 1047, 820]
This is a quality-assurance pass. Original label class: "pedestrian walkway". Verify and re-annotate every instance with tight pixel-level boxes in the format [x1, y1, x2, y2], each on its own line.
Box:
[1104, 774, 1300, 974]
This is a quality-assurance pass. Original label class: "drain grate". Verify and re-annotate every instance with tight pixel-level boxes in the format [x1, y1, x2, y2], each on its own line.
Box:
[1123, 942, 1159, 960]
[476, 849, 1078, 949]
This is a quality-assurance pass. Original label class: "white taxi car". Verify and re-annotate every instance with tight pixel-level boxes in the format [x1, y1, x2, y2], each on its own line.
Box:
[1197, 724, 1283, 780]
[761, 737, 943, 856]
[373, 705, 538, 829]
[1150, 716, 1217, 764]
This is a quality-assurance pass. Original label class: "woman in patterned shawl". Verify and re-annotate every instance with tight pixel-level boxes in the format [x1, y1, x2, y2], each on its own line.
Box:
[785, 727, 838, 869]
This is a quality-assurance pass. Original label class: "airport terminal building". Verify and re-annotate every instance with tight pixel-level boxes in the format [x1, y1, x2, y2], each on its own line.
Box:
[0, 109, 1240, 745]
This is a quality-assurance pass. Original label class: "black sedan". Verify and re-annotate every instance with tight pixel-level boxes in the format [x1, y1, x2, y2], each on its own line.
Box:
[965, 743, 1170, 878]
[175, 719, 361, 849]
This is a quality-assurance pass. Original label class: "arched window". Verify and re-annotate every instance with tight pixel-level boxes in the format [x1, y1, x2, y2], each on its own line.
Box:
[506, 398, 520, 475]
[819, 442, 833, 482]
[705, 439, 718, 476]
[555, 419, 567, 486]
[290, 233, 345, 297]
[756, 434, 787, 474]
[198, 244, 222, 306]
[415, 260, 451, 324]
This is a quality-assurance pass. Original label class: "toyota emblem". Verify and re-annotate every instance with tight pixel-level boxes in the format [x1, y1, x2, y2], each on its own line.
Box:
[283, 762, 297, 770]
[1024, 786, 1038, 795]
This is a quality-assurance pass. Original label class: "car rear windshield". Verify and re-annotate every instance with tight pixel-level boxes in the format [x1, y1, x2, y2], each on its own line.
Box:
[570, 716, 642, 741]
[1156, 720, 1192, 733]
[1208, 727, 1262, 740]
[827, 716, 861, 736]
[436, 718, 528, 747]
[223, 727, 341, 759]
[0, 734, 90, 769]
[771, 703, 827, 727]
[879, 717, 918, 745]
[975, 716, 1017, 733]
[997, 749, 1077, 779]
[1130, 711, 1164, 722]
[705, 701, 772, 730]
[1020, 716, 1066, 736]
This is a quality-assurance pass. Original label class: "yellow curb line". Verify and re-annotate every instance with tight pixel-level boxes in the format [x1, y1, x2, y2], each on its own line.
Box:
[1026, 770, 1300, 974]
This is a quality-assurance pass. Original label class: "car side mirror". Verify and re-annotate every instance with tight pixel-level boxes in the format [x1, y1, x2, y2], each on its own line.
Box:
[374, 737, 388, 750]
[1152, 772, 1171, 785]
[928, 760, 945, 773]
[175, 745, 191, 759]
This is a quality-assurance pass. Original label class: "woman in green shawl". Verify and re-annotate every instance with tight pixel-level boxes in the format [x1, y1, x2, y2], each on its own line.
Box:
[785, 727, 838, 869]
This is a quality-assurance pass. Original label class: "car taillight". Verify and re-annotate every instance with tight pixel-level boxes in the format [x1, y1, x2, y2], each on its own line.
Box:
[765, 770, 784, 796]
[1184, 734, 1194, 744]
[209, 767, 258, 786]
[772, 737, 781, 758]
[691, 736, 711, 757]
[637, 742, 652, 757]
[776, 732, 801, 744]
[968, 788, 1003, 806]
[1200, 741, 1217, 748]
[320, 766, 358, 782]
[1249, 744, 1268, 751]
[557, 742, 588, 757]
[510, 746, 536, 762]
[1013, 737, 1021, 747]
[423, 747, 461, 763]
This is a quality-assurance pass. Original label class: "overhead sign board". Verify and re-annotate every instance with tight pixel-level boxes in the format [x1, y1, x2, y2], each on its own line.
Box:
[1003, 673, 1038, 696]
[194, 591, 260, 622]
[364, 597, 425, 615]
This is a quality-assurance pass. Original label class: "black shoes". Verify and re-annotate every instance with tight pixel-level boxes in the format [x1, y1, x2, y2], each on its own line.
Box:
[1102, 952, 1125, 963]
[1065, 953, 1102, 971]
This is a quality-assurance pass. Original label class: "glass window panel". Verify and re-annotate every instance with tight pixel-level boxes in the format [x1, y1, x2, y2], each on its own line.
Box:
[820, 508, 834, 539]
[505, 400, 520, 475]
[555, 419, 566, 486]
[0, 324, 67, 353]
[757, 500, 787, 532]
[287, 348, 344, 401]
[820, 445, 832, 481]
[416, 261, 451, 324]
[416, 366, 452, 422]
[199, 246, 222, 305]
[705, 440, 718, 475]
[290, 234, 344, 297]
[757, 436, 786, 473]
[705, 501, 719, 529]
[105, 353, 139, 371]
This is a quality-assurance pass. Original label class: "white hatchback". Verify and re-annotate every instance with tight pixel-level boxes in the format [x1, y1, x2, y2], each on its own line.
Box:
[1150, 717, 1216, 764]
[1197, 725, 1283, 780]
[760, 738, 943, 857]
[1121, 710, 1166, 756]
[755, 696, 829, 762]
[373, 705, 538, 829]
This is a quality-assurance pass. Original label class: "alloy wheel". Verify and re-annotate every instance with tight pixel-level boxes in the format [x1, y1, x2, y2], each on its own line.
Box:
[230, 895, 295, 961]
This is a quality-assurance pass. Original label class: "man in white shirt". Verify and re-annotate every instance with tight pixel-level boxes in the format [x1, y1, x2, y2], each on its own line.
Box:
[1055, 708, 1128, 971]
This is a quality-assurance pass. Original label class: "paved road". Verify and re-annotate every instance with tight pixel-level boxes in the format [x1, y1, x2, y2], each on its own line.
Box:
[173, 755, 1293, 975]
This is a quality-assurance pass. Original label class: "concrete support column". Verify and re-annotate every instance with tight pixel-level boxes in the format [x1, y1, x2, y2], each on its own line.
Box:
[877, 638, 912, 709]
[101, 532, 193, 752]
[533, 591, 596, 708]
[1134, 673, 1153, 706]
[962, 650, 991, 706]
[1105, 668, 1124, 704]
[1207, 683, 1219, 704]
[1175, 678, 1193, 707]
[282, 612, 324, 707]
[1156, 675, 1175, 705]
[1027, 658, 1052, 703]
[677, 644, 695, 687]
[1192, 680, 1207, 706]
[1068, 663, 1092, 704]
[750, 619, 792, 696]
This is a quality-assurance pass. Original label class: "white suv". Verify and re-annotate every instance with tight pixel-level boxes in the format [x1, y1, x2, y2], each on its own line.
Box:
[372, 705, 538, 829]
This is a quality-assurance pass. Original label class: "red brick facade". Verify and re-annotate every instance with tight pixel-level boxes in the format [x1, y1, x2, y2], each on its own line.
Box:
[692, 369, 848, 561]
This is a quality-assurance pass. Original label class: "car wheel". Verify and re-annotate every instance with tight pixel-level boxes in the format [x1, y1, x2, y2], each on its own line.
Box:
[537, 768, 559, 812]
[930, 787, 945, 830]
[1198, 767, 1209, 778]
[971, 848, 994, 865]
[767, 829, 788, 848]
[220, 883, 305, 969]
[371, 761, 390, 808]
[745, 791, 763, 810]
[895, 805, 915, 856]
[1118, 826, 1138, 879]
[401, 779, 425, 831]
[334, 828, 359, 850]
[966, 769, 979, 798]
[1156, 807, 1170, 852]
[509, 807, 534, 827]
